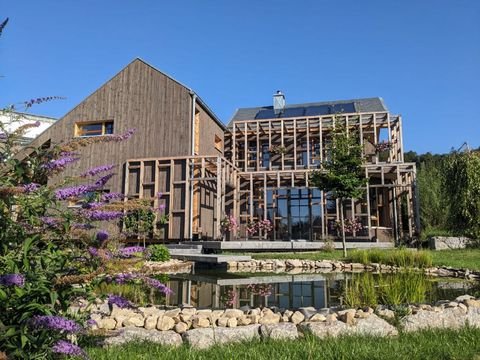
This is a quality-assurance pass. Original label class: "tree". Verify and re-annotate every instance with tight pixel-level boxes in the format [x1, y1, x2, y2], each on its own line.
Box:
[443, 150, 480, 242]
[310, 121, 367, 257]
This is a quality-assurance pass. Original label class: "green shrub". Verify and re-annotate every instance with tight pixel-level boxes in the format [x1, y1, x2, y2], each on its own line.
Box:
[148, 244, 170, 262]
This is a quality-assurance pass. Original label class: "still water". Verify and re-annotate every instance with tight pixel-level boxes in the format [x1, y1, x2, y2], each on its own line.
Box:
[161, 271, 480, 309]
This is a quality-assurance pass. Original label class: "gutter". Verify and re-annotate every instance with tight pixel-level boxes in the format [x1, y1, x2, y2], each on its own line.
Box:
[189, 92, 197, 241]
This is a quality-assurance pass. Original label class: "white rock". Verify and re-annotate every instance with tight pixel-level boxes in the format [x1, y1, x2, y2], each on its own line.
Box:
[182, 324, 261, 349]
[157, 316, 175, 331]
[260, 322, 299, 340]
[104, 328, 182, 347]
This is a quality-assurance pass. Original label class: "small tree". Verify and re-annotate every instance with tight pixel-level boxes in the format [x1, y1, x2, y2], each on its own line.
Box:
[310, 121, 367, 257]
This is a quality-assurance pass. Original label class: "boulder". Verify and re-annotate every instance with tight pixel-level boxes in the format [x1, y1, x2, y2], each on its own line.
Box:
[285, 259, 303, 268]
[259, 313, 281, 325]
[310, 314, 327, 322]
[144, 315, 159, 330]
[260, 322, 298, 340]
[223, 309, 244, 318]
[165, 308, 181, 318]
[157, 316, 176, 331]
[301, 314, 397, 338]
[123, 315, 145, 327]
[290, 311, 305, 324]
[174, 322, 189, 334]
[97, 318, 117, 330]
[237, 316, 252, 326]
[227, 318, 238, 328]
[192, 317, 210, 328]
[217, 317, 229, 327]
[104, 328, 182, 347]
[402, 307, 468, 332]
[298, 307, 317, 320]
[182, 324, 261, 349]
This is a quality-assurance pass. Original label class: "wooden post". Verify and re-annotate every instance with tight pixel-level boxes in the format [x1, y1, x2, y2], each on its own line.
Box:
[216, 157, 222, 240]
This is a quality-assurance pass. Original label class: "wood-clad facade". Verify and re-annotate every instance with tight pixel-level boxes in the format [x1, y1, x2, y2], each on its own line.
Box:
[29, 58, 226, 241]
[29, 60, 416, 244]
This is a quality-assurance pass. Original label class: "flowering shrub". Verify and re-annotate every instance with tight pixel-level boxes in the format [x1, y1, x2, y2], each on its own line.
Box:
[220, 289, 237, 308]
[246, 219, 273, 236]
[220, 214, 239, 233]
[0, 110, 171, 358]
[335, 218, 363, 234]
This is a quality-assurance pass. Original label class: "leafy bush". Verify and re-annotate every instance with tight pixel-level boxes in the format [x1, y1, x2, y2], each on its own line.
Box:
[148, 244, 170, 262]
[0, 111, 170, 357]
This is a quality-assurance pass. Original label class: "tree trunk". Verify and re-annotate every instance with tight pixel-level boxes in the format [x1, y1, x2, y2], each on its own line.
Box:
[340, 198, 347, 257]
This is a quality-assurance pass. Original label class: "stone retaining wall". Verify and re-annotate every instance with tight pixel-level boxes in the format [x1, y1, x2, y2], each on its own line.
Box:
[226, 259, 480, 279]
[82, 295, 480, 349]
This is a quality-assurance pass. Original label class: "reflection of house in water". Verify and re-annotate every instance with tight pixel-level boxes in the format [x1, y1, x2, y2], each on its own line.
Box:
[164, 273, 346, 309]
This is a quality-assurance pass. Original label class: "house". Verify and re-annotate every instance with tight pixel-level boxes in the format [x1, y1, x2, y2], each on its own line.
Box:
[226, 94, 416, 244]
[28, 59, 417, 244]
[0, 111, 56, 144]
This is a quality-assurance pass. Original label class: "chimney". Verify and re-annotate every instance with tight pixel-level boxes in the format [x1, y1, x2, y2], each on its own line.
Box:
[273, 90, 285, 116]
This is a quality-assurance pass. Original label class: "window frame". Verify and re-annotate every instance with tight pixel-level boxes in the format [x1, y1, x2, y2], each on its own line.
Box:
[75, 120, 114, 137]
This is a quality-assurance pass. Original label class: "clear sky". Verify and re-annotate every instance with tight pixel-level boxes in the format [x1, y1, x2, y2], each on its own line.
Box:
[1, 0, 479, 154]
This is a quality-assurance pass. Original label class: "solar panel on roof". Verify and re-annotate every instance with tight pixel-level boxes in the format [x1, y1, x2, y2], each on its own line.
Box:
[305, 103, 356, 116]
[254, 102, 356, 120]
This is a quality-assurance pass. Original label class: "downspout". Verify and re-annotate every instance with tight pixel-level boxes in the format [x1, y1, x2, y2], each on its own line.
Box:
[189, 92, 197, 241]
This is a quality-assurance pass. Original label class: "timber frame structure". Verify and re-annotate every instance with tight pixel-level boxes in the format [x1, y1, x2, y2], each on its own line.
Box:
[124, 98, 417, 244]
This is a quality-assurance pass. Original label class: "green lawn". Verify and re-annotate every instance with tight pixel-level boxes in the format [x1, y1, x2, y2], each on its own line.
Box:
[248, 249, 480, 271]
[86, 327, 480, 360]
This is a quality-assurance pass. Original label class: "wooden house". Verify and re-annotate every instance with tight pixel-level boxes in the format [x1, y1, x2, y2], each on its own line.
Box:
[29, 60, 416, 244]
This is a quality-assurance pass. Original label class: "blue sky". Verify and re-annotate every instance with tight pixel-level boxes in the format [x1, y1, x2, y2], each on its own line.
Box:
[1, 0, 479, 153]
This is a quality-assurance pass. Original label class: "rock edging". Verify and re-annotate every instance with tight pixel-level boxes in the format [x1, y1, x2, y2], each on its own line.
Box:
[226, 259, 480, 279]
[85, 295, 480, 349]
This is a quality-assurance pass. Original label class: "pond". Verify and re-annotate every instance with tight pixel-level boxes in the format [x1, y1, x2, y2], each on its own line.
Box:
[96, 270, 480, 310]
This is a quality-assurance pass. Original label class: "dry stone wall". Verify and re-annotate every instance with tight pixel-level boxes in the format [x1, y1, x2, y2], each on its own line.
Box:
[80, 295, 480, 349]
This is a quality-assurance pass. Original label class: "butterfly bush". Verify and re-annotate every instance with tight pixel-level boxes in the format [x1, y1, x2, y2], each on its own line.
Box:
[220, 214, 239, 233]
[0, 273, 25, 287]
[0, 118, 172, 358]
[52, 340, 88, 359]
[31, 315, 82, 333]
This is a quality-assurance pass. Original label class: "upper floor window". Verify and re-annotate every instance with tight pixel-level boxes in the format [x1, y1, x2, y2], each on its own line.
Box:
[215, 135, 223, 152]
[75, 121, 113, 137]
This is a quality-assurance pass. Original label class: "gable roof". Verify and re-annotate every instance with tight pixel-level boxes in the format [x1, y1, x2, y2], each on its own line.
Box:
[228, 97, 388, 126]
[134, 58, 225, 130]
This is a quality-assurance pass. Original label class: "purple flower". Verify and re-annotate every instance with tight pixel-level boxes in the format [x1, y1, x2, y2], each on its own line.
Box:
[31, 315, 82, 333]
[22, 183, 40, 193]
[101, 192, 123, 201]
[51, 340, 87, 359]
[113, 273, 137, 284]
[105, 128, 136, 142]
[80, 164, 115, 178]
[40, 216, 60, 228]
[86, 319, 97, 327]
[0, 132, 7, 141]
[42, 155, 79, 172]
[96, 230, 109, 242]
[94, 173, 115, 188]
[143, 277, 173, 295]
[55, 185, 94, 200]
[88, 247, 112, 259]
[82, 209, 124, 221]
[117, 246, 145, 258]
[0, 273, 25, 287]
[107, 295, 133, 309]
